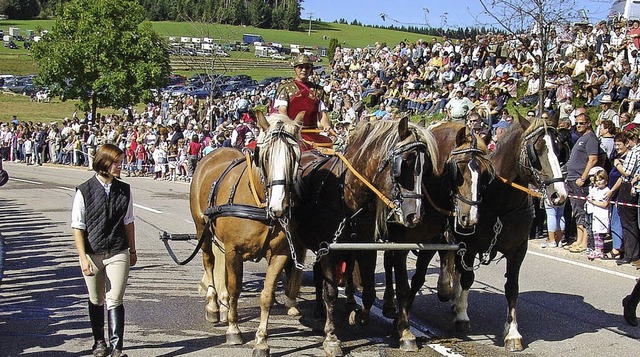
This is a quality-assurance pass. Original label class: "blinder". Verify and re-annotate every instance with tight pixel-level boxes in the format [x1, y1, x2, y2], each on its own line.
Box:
[526, 142, 540, 170]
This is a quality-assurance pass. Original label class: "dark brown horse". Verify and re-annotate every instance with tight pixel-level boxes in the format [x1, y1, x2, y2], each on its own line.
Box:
[190, 111, 303, 357]
[382, 121, 496, 351]
[447, 116, 567, 351]
[289, 117, 439, 356]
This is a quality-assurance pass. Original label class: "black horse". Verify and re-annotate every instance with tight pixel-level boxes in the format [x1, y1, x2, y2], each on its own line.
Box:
[440, 116, 567, 351]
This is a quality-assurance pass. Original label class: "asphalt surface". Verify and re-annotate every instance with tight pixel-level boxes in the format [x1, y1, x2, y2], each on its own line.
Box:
[2, 161, 640, 357]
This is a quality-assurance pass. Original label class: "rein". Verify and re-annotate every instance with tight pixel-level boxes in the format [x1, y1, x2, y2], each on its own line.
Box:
[316, 147, 398, 210]
[496, 175, 543, 198]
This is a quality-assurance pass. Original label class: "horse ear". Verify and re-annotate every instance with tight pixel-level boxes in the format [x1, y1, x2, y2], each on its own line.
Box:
[455, 126, 468, 147]
[294, 111, 305, 125]
[517, 111, 530, 130]
[398, 116, 410, 140]
[255, 109, 270, 132]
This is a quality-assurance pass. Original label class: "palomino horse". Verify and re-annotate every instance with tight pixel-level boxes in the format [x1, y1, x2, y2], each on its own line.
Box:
[289, 117, 439, 356]
[447, 116, 567, 351]
[382, 121, 495, 351]
[189, 111, 302, 356]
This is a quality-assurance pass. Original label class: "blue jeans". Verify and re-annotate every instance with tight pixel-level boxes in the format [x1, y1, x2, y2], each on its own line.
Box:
[611, 204, 623, 250]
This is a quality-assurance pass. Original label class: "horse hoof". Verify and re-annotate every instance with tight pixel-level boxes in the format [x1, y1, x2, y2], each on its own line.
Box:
[455, 320, 470, 333]
[505, 338, 523, 352]
[205, 310, 219, 323]
[382, 305, 397, 319]
[323, 340, 343, 357]
[226, 332, 244, 345]
[252, 347, 270, 357]
[287, 306, 301, 317]
[399, 338, 419, 352]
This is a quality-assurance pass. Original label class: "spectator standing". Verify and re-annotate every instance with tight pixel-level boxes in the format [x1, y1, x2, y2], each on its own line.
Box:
[612, 130, 640, 266]
[186, 134, 201, 180]
[565, 112, 599, 253]
[586, 168, 611, 259]
[71, 143, 137, 357]
[606, 133, 629, 260]
[445, 88, 475, 121]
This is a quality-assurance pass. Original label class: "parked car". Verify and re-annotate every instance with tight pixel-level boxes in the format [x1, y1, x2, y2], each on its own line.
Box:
[258, 76, 285, 89]
[270, 53, 287, 60]
[214, 50, 230, 57]
[313, 65, 327, 76]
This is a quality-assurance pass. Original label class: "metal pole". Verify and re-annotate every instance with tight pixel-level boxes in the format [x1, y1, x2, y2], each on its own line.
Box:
[328, 242, 461, 251]
[308, 12, 313, 36]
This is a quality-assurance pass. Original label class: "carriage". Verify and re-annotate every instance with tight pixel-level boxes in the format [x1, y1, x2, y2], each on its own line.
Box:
[160, 111, 567, 356]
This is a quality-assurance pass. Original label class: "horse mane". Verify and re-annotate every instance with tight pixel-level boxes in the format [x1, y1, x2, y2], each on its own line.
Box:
[345, 119, 439, 240]
[491, 117, 545, 179]
[256, 113, 302, 185]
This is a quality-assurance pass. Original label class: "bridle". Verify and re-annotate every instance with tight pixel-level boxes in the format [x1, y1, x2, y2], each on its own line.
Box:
[519, 124, 564, 200]
[447, 135, 495, 235]
[386, 137, 429, 212]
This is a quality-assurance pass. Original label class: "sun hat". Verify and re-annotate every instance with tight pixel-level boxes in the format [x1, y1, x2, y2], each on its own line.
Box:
[600, 94, 613, 104]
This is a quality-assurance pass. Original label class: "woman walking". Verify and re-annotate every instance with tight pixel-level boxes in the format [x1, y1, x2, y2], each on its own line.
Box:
[71, 143, 137, 357]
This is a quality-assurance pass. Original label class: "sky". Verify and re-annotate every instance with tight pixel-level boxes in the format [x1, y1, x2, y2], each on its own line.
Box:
[303, 0, 614, 29]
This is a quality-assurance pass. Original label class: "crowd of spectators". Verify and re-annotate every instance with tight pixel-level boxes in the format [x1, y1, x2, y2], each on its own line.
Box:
[7, 19, 640, 263]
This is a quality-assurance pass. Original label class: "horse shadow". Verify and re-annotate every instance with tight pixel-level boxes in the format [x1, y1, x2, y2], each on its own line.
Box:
[409, 287, 640, 350]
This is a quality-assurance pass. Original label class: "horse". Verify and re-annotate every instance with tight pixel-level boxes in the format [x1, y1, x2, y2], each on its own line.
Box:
[381, 121, 496, 351]
[189, 111, 303, 357]
[289, 117, 439, 357]
[445, 115, 567, 351]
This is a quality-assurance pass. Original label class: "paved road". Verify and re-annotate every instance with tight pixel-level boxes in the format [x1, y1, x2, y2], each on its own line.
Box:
[1, 162, 640, 356]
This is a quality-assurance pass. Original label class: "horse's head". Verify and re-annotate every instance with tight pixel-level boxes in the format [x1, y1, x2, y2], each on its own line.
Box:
[519, 116, 568, 206]
[254, 110, 303, 218]
[345, 117, 437, 236]
[386, 117, 434, 228]
[446, 126, 494, 232]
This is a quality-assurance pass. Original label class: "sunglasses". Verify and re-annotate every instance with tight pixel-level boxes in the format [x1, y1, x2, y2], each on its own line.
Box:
[575, 122, 588, 125]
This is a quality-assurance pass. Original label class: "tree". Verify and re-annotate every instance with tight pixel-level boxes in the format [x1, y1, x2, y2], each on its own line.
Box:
[328, 38, 339, 61]
[477, 0, 581, 116]
[31, 0, 171, 121]
[0, 0, 40, 19]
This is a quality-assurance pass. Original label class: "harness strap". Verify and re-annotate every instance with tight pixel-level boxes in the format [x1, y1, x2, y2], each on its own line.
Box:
[245, 151, 267, 208]
[316, 147, 397, 210]
[423, 183, 455, 216]
[497, 175, 542, 198]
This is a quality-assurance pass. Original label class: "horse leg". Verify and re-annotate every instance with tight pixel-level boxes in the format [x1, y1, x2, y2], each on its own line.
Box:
[503, 245, 527, 352]
[213, 241, 229, 323]
[225, 250, 244, 345]
[382, 250, 397, 319]
[436, 250, 456, 302]
[452, 256, 474, 333]
[282, 246, 306, 317]
[199, 225, 221, 323]
[313, 261, 326, 321]
[350, 252, 376, 326]
[408, 250, 436, 309]
[393, 250, 418, 352]
[321, 258, 343, 357]
[253, 254, 289, 357]
[345, 258, 358, 324]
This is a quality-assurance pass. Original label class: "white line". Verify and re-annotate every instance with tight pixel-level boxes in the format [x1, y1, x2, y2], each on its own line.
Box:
[427, 343, 466, 357]
[133, 203, 163, 214]
[528, 250, 639, 280]
[11, 178, 43, 185]
[58, 186, 74, 191]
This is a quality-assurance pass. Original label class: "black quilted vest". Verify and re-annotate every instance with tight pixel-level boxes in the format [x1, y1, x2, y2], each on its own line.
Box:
[77, 177, 131, 254]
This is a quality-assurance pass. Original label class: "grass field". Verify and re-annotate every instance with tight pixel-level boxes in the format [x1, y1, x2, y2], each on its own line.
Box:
[0, 19, 432, 76]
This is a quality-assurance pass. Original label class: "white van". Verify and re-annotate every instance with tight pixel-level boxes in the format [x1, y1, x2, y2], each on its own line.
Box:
[609, 0, 640, 21]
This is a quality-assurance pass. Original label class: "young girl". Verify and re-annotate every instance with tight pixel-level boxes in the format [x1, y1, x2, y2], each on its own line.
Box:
[586, 169, 611, 260]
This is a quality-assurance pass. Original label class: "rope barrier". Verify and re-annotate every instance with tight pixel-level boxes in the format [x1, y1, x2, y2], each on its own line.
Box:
[567, 193, 640, 209]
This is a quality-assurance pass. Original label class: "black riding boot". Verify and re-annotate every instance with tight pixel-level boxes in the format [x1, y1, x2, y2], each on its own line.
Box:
[107, 305, 128, 357]
[623, 280, 640, 326]
[88, 302, 109, 357]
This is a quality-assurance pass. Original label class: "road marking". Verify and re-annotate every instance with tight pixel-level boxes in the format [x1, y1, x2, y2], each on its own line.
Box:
[133, 203, 163, 214]
[528, 250, 638, 280]
[58, 186, 74, 191]
[11, 178, 43, 185]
